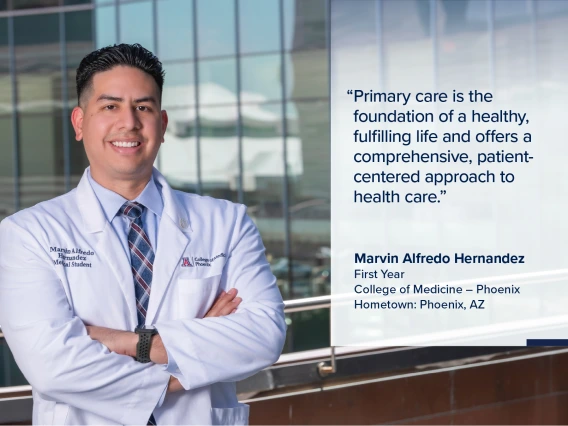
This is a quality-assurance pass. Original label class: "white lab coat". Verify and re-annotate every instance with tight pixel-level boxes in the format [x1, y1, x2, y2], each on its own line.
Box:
[0, 167, 286, 425]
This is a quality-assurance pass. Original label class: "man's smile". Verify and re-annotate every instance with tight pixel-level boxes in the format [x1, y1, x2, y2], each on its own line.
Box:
[110, 141, 141, 148]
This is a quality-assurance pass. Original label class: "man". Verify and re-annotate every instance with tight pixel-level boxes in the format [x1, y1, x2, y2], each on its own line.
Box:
[0, 44, 287, 425]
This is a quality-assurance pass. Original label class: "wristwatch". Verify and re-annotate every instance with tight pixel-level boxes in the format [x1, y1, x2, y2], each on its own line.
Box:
[135, 326, 158, 363]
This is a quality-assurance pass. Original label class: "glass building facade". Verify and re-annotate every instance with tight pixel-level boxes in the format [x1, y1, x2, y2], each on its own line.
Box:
[2, 0, 568, 385]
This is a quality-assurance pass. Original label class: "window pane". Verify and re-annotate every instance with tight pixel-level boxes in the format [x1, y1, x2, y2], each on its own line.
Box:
[283, 0, 295, 50]
[119, 0, 154, 51]
[12, 0, 59, 9]
[157, 0, 194, 61]
[64, 0, 92, 5]
[287, 0, 326, 51]
[282, 308, 329, 353]
[158, 106, 200, 194]
[65, 9, 94, 72]
[19, 113, 66, 207]
[198, 58, 237, 106]
[162, 62, 195, 108]
[0, 115, 14, 221]
[239, 0, 280, 54]
[162, 62, 195, 113]
[197, 0, 235, 58]
[288, 49, 327, 100]
[15, 14, 61, 114]
[200, 104, 239, 202]
[241, 54, 282, 103]
[241, 101, 286, 299]
[65, 10, 93, 178]
[0, 17, 14, 220]
[95, 6, 117, 48]
[15, 14, 66, 206]
[288, 99, 329, 299]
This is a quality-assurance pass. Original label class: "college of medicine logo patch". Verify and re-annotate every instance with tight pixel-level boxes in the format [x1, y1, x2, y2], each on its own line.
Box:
[181, 257, 193, 267]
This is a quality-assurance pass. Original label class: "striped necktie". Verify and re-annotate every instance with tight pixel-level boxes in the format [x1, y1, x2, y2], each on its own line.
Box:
[119, 201, 157, 425]
[119, 201, 154, 327]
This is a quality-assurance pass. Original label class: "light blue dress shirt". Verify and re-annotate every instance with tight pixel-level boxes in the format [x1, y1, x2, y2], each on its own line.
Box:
[87, 169, 181, 407]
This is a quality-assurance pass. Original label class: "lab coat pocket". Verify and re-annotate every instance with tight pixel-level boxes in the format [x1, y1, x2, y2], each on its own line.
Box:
[177, 274, 221, 319]
[210, 404, 250, 425]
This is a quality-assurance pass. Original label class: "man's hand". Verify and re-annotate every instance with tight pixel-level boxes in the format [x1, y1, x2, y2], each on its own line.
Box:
[205, 288, 242, 317]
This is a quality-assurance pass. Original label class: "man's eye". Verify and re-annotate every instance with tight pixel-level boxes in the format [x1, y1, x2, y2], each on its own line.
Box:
[137, 106, 150, 112]
[104, 105, 116, 110]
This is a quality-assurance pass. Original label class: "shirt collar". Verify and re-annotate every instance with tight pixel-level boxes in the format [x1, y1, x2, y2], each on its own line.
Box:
[87, 168, 164, 222]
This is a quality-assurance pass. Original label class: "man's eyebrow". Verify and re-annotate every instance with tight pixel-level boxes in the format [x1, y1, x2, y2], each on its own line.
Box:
[95, 95, 158, 104]
[134, 96, 158, 104]
[96, 94, 123, 102]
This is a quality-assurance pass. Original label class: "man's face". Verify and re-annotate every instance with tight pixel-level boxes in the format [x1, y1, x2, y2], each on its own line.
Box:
[71, 66, 168, 182]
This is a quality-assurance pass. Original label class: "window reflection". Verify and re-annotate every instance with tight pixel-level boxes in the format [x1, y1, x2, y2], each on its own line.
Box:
[0, 17, 14, 221]
[198, 104, 239, 202]
[288, 99, 329, 299]
[95, 6, 117, 49]
[157, 0, 194, 61]
[283, 308, 330, 353]
[287, 0, 326, 51]
[15, 14, 66, 207]
[14, 13, 61, 114]
[12, 0, 58, 10]
[64, 0, 92, 5]
[239, 0, 280, 54]
[162, 62, 195, 108]
[197, 0, 235, 58]
[240, 54, 283, 103]
[65, 10, 92, 180]
[289, 49, 327, 100]
[119, 0, 154, 51]
[198, 58, 237, 105]
[159, 106, 200, 194]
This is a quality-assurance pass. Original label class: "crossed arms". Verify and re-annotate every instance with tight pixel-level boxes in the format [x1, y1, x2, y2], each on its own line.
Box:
[85, 288, 243, 393]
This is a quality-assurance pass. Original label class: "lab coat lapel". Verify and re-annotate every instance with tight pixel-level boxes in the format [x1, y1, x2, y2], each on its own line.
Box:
[76, 169, 138, 328]
[145, 169, 191, 324]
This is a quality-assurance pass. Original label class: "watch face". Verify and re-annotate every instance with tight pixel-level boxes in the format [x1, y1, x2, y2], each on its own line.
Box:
[136, 325, 156, 332]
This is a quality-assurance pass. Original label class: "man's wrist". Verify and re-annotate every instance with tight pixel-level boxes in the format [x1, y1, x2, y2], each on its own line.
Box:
[127, 331, 139, 358]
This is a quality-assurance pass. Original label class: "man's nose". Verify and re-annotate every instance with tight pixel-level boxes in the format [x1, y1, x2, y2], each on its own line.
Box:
[117, 106, 142, 131]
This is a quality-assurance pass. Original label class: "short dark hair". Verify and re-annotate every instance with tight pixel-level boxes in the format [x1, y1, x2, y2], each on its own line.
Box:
[76, 43, 165, 105]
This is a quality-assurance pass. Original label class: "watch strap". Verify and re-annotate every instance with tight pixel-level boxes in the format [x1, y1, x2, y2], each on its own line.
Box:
[135, 328, 157, 363]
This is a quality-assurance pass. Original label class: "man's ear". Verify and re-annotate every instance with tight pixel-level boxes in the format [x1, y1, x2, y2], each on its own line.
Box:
[71, 106, 84, 141]
[161, 110, 168, 143]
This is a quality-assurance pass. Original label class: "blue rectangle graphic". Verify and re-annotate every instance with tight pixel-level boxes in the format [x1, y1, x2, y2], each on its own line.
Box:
[526, 339, 568, 346]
